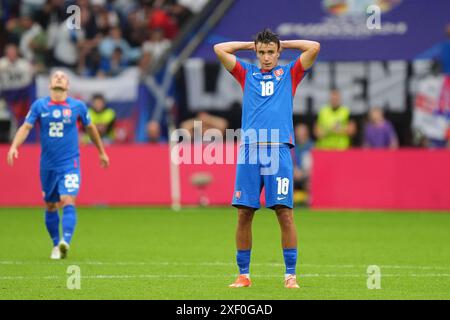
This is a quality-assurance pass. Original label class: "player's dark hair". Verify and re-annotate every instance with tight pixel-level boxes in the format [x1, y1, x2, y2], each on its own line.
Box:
[254, 29, 280, 50]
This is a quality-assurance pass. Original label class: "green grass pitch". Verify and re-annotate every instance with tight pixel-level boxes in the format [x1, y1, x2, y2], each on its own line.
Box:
[0, 207, 449, 300]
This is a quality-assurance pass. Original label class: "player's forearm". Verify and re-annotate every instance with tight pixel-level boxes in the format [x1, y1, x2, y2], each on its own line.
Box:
[214, 42, 254, 72]
[281, 40, 320, 52]
[86, 125, 107, 155]
[10, 124, 32, 149]
[214, 41, 254, 54]
[283, 40, 320, 70]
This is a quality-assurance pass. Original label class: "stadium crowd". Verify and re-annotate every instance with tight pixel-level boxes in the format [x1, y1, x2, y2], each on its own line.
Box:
[0, 0, 208, 75]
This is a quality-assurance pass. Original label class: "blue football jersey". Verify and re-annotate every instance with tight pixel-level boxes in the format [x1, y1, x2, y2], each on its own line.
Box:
[25, 96, 91, 170]
[230, 57, 307, 147]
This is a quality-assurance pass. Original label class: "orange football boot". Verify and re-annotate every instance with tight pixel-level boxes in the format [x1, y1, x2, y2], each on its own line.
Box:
[229, 275, 252, 288]
[284, 274, 300, 288]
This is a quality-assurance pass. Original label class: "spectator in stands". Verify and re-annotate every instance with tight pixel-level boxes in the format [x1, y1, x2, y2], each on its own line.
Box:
[32, 0, 66, 31]
[147, 0, 179, 40]
[78, 1, 111, 76]
[293, 124, 314, 194]
[0, 43, 34, 124]
[99, 26, 141, 64]
[19, 14, 47, 73]
[89, 0, 121, 34]
[47, 8, 88, 69]
[142, 28, 170, 62]
[123, 7, 150, 48]
[314, 89, 356, 150]
[83, 93, 116, 144]
[83, 47, 102, 77]
[4, 7, 32, 45]
[0, 43, 34, 86]
[363, 107, 398, 149]
[98, 46, 128, 77]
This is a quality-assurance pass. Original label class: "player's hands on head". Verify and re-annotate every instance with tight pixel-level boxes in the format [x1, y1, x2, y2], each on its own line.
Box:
[99, 152, 110, 168]
[6, 147, 18, 166]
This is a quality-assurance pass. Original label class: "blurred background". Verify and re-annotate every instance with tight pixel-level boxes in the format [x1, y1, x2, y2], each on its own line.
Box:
[0, 0, 449, 210]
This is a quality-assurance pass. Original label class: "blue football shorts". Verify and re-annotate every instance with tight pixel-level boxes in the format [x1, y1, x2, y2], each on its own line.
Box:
[40, 166, 81, 203]
[232, 144, 294, 210]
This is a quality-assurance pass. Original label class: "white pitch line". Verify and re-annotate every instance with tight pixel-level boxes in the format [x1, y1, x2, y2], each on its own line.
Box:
[0, 261, 449, 271]
[1, 273, 450, 281]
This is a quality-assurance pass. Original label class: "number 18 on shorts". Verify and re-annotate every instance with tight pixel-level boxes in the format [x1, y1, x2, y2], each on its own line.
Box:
[232, 145, 294, 210]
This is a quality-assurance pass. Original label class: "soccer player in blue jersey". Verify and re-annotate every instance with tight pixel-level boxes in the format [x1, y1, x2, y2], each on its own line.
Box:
[214, 29, 320, 288]
[7, 71, 110, 259]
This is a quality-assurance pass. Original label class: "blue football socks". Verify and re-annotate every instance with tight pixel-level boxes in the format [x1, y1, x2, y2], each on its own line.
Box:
[283, 248, 297, 275]
[45, 210, 60, 246]
[62, 205, 77, 244]
[236, 249, 251, 275]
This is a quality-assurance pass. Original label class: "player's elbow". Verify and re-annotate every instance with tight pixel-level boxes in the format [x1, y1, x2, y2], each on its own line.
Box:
[311, 41, 321, 54]
[85, 123, 95, 133]
[213, 43, 228, 56]
[213, 44, 222, 55]
[22, 123, 33, 132]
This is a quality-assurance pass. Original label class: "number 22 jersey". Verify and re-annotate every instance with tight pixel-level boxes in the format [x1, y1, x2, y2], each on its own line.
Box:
[25, 96, 91, 170]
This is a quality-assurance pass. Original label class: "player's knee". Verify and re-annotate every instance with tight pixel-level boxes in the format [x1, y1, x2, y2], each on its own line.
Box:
[238, 209, 254, 225]
[277, 211, 294, 227]
[45, 202, 58, 211]
[60, 197, 76, 207]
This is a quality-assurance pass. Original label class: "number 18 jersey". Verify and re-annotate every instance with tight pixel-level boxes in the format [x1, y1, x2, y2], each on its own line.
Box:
[230, 57, 307, 147]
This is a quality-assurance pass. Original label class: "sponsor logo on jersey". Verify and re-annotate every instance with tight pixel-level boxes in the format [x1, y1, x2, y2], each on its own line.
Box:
[274, 68, 284, 77]
[41, 112, 50, 118]
[235, 191, 241, 199]
[263, 75, 273, 80]
[63, 109, 72, 118]
[52, 110, 62, 118]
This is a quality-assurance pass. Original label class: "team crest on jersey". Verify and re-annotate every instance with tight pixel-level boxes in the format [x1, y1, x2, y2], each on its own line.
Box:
[52, 109, 62, 118]
[274, 68, 284, 77]
[63, 109, 72, 118]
